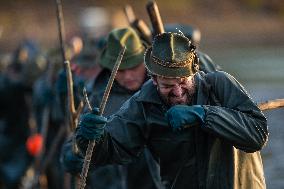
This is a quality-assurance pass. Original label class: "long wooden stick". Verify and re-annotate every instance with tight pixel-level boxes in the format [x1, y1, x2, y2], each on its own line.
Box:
[132, 19, 152, 45]
[78, 46, 126, 189]
[83, 88, 92, 111]
[123, 5, 152, 45]
[55, 0, 66, 62]
[55, 0, 77, 131]
[124, 5, 136, 24]
[259, 98, 284, 111]
[65, 60, 76, 131]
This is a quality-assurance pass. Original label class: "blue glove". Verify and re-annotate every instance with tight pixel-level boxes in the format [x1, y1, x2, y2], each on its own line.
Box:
[77, 108, 107, 140]
[165, 105, 205, 132]
[63, 149, 84, 174]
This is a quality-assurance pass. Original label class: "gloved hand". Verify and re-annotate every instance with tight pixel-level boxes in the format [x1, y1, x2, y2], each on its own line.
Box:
[63, 149, 84, 174]
[165, 105, 205, 132]
[77, 108, 107, 141]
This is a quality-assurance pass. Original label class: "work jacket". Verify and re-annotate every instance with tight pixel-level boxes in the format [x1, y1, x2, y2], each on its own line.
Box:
[82, 69, 161, 189]
[77, 71, 268, 189]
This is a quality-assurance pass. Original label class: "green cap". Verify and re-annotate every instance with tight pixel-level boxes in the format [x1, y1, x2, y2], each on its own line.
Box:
[144, 32, 197, 78]
[99, 27, 145, 70]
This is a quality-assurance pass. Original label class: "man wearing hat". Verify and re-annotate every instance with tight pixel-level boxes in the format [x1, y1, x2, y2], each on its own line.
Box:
[75, 32, 268, 189]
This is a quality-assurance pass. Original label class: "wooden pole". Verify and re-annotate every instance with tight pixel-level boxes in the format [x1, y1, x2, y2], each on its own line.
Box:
[78, 47, 126, 189]
[259, 98, 284, 111]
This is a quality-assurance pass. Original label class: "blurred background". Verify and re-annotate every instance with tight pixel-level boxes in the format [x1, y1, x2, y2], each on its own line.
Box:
[0, 0, 283, 188]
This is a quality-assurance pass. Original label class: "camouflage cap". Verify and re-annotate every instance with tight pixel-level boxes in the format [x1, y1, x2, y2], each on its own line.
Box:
[144, 32, 198, 78]
[99, 27, 145, 70]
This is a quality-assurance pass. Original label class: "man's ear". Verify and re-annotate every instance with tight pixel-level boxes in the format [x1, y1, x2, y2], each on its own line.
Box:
[151, 75, 158, 85]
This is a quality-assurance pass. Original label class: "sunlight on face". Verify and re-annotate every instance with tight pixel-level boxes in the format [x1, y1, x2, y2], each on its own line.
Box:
[153, 75, 196, 106]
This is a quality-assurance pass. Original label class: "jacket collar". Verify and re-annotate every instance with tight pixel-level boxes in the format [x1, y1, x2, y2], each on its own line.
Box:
[194, 71, 212, 105]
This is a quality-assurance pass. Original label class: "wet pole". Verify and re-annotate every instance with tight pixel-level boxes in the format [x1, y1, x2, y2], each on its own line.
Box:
[55, 0, 77, 131]
[78, 46, 126, 189]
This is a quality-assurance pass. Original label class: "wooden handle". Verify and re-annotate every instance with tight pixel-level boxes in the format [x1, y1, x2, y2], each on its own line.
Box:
[132, 19, 152, 45]
[78, 47, 126, 189]
[124, 5, 136, 24]
[258, 98, 284, 111]
[146, 0, 165, 36]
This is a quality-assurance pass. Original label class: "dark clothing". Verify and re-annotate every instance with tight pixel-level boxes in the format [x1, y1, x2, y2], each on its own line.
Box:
[33, 74, 65, 130]
[0, 73, 31, 188]
[77, 71, 267, 189]
[85, 69, 159, 189]
[33, 74, 65, 189]
[0, 74, 30, 146]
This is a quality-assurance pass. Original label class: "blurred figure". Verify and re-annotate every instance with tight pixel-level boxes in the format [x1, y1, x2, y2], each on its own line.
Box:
[11, 39, 47, 89]
[0, 54, 10, 74]
[2, 40, 45, 188]
[0, 61, 32, 189]
[69, 36, 84, 57]
[79, 7, 111, 40]
[78, 6, 110, 60]
[62, 27, 162, 189]
[32, 48, 65, 189]
[71, 49, 102, 83]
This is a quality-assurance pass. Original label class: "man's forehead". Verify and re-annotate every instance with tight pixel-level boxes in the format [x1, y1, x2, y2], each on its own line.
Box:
[118, 62, 144, 72]
[157, 76, 193, 83]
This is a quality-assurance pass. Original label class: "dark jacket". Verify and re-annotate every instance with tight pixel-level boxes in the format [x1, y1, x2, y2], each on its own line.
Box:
[77, 71, 268, 189]
[0, 73, 32, 186]
[84, 69, 160, 189]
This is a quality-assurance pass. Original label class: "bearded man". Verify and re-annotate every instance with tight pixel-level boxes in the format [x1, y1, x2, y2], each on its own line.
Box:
[75, 32, 268, 189]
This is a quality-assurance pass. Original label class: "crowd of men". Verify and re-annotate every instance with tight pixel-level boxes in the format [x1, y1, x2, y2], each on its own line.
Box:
[0, 4, 268, 189]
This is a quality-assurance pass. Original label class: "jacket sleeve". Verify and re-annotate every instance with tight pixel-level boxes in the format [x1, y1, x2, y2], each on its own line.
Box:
[76, 94, 148, 167]
[201, 71, 268, 153]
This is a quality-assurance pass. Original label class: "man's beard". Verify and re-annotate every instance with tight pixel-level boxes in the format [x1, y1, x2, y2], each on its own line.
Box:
[158, 84, 196, 107]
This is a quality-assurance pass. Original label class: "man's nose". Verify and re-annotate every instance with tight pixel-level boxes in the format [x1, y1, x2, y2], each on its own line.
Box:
[172, 85, 183, 97]
[123, 70, 133, 79]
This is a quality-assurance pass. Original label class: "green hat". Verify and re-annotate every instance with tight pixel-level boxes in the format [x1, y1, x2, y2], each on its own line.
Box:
[144, 32, 198, 78]
[99, 27, 145, 70]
